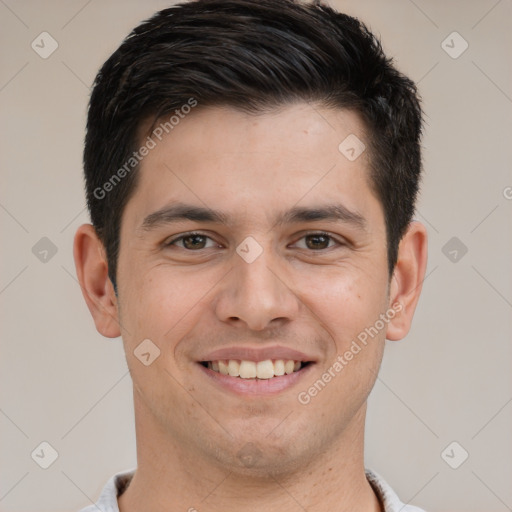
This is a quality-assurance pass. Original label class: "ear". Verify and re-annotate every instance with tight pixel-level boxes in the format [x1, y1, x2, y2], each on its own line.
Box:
[386, 221, 428, 341]
[73, 223, 121, 338]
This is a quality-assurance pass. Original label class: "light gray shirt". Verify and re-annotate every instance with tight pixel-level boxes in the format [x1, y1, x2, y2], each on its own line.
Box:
[78, 467, 426, 511]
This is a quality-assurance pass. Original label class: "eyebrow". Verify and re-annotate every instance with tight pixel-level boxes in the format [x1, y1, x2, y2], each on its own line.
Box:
[138, 201, 367, 234]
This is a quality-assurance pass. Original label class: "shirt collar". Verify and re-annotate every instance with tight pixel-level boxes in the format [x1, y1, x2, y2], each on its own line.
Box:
[365, 468, 427, 512]
[82, 467, 426, 512]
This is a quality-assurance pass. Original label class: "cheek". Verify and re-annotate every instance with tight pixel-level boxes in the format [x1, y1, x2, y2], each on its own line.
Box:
[298, 266, 388, 350]
[118, 269, 205, 407]
[118, 264, 219, 351]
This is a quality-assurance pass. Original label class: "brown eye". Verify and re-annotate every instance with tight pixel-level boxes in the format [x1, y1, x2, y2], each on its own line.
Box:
[181, 234, 207, 249]
[301, 233, 336, 250]
[166, 233, 217, 250]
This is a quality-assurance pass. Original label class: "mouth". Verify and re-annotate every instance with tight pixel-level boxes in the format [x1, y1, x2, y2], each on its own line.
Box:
[199, 359, 313, 379]
[197, 358, 315, 396]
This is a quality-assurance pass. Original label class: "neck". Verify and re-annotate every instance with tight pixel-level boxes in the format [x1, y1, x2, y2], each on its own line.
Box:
[118, 397, 381, 512]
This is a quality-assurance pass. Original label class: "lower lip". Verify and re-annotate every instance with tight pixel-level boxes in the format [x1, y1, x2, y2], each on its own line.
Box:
[197, 363, 315, 396]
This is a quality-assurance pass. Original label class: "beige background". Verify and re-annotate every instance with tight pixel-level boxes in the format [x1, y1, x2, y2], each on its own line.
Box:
[1, 1, 511, 511]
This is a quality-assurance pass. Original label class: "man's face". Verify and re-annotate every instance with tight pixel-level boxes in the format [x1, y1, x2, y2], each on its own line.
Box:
[116, 103, 391, 473]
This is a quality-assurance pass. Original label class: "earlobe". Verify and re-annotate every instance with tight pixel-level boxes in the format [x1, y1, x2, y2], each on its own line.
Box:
[386, 221, 428, 341]
[73, 224, 121, 339]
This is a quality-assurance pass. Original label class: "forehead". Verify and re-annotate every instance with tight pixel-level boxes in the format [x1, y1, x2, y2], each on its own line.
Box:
[123, 103, 382, 232]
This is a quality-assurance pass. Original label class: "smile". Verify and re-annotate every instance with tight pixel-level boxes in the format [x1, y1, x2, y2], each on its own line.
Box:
[198, 357, 315, 396]
[201, 359, 310, 379]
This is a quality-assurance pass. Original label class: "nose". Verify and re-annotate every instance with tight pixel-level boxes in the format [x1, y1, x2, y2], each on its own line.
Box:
[213, 245, 300, 331]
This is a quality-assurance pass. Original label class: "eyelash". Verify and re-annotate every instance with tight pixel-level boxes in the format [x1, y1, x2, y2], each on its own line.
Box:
[164, 231, 343, 251]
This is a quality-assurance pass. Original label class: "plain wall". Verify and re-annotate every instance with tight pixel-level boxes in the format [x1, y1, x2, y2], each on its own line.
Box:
[0, 1, 511, 511]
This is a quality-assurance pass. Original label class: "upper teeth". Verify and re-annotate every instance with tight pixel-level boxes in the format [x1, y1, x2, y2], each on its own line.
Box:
[207, 359, 302, 379]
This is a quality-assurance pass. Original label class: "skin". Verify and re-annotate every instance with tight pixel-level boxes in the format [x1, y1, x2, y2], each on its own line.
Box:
[74, 103, 428, 512]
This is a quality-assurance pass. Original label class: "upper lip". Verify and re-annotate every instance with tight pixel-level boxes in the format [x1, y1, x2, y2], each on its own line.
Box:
[199, 345, 317, 363]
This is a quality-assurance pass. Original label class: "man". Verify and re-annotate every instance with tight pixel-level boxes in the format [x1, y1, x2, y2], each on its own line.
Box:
[74, 0, 428, 510]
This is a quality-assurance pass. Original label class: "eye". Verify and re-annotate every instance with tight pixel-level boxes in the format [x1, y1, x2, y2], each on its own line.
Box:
[165, 232, 219, 250]
[164, 231, 343, 252]
[293, 232, 341, 250]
